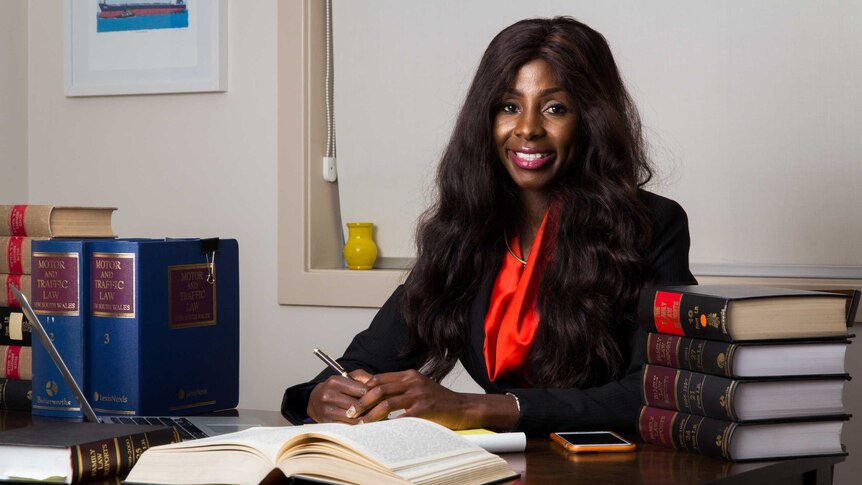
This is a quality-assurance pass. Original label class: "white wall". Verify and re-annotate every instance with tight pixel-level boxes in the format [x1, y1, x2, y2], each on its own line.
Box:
[0, 0, 28, 202]
[24, 0, 375, 412]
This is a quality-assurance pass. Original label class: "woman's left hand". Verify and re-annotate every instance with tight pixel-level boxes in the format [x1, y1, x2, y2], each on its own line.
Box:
[347, 369, 475, 429]
[349, 370, 521, 430]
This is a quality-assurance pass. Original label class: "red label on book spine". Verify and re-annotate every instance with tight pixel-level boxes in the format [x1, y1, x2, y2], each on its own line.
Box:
[4, 345, 21, 380]
[653, 291, 683, 335]
[647, 333, 680, 367]
[9, 205, 27, 237]
[7, 237, 24, 274]
[5, 274, 22, 307]
[644, 365, 679, 409]
[91, 252, 135, 318]
[168, 264, 216, 328]
[32, 252, 80, 316]
[639, 407, 676, 447]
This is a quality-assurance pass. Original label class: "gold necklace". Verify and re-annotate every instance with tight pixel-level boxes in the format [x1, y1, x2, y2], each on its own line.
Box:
[503, 231, 527, 267]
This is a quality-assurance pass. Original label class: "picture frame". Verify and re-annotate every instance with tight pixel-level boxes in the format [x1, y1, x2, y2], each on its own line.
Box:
[64, 0, 227, 96]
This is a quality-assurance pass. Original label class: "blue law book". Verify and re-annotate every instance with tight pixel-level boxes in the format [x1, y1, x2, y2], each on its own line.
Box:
[30, 239, 91, 418]
[87, 238, 239, 416]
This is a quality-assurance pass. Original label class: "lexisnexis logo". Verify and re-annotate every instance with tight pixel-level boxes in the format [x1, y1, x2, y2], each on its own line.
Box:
[178, 388, 208, 400]
[93, 391, 129, 403]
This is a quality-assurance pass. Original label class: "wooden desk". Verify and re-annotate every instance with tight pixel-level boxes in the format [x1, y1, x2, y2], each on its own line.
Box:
[0, 409, 844, 485]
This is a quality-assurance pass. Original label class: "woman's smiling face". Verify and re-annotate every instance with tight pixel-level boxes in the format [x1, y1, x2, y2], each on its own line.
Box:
[494, 58, 578, 196]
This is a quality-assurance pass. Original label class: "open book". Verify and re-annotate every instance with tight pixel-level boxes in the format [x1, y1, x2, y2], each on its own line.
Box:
[125, 418, 518, 485]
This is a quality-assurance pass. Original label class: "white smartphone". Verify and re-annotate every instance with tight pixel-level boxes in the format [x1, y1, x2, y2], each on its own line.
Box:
[550, 431, 637, 453]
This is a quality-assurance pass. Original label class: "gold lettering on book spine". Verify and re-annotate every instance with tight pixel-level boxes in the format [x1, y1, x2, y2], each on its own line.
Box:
[91, 252, 136, 318]
[168, 263, 217, 329]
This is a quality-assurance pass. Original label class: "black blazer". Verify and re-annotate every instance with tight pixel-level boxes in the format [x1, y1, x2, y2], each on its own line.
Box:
[282, 191, 696, 434]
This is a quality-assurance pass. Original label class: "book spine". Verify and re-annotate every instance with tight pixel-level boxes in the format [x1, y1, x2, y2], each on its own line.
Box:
[69, 426, 181, 484]
[638, 406, 736, 460]
[642, 364, 739, 420]
[89, 242, 140, 415]
[638, 289, 734, 341]
[0, 205, 53, 237]
[31, 240, 89, 418]
[0, 274, 32, 307]
[0, 377, 32, 410]
[0, 344, 31, 380]
[646, 333, 737, 377]
[0, 306, 33, 346]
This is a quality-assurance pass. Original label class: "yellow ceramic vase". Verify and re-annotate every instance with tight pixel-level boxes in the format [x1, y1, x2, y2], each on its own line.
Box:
[343, 222, 378, 270]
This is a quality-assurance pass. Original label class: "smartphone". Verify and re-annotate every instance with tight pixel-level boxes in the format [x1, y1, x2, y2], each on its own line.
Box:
[550, 431, 637, 453]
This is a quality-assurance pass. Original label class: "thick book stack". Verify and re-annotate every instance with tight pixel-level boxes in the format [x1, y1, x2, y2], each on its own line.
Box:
[636, 285, 855, 461]
[1, 204, 117, 418]
[0, 208, 49, 410]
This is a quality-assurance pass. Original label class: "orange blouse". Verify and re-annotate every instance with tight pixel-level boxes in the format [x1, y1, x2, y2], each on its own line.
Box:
[483, 210, 555, 382]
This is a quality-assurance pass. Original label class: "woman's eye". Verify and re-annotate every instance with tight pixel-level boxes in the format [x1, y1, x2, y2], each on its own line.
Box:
[500, 102, 519, 113]
[544, 103, 568, 115]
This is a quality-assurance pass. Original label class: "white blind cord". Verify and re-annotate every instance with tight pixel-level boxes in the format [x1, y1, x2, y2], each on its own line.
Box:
[325, 0, 335, 159]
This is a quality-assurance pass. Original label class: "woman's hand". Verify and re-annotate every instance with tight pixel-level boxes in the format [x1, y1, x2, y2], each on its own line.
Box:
[347, 370, 520, 430]
[306, 369, 374, 424]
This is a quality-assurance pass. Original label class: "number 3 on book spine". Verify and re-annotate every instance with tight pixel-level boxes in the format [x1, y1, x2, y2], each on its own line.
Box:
[89, 249, 137, 415]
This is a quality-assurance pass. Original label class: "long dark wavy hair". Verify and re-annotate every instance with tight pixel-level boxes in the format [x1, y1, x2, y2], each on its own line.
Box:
[402, 17, 654, 388]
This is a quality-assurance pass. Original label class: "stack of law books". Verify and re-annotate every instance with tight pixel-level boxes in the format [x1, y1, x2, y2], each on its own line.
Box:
[1, 204, 117, 418]
[636, 285, 857, 461]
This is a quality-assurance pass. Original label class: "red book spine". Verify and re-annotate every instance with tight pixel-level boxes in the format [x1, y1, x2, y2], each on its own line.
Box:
[639, 406, 736, 460]
[645, 333, 682, 368]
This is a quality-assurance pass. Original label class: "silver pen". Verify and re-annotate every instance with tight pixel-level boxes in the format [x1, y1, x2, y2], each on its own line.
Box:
[313, 348, 352, 379]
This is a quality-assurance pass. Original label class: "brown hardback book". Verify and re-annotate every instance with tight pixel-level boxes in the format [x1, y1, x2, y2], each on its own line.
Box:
[0, 422, 180, 484]
[0, 274, 31, 308]
[0, 344, 31, 381]
[641, 364, 847, 422]
[125, 417, 519, 485]
[0, 237, 48, 275]
[0, 205, 116, 238]
[638, 285, 849, 341]
[639, 406, 847, 461]
[645, 333, 850, 378]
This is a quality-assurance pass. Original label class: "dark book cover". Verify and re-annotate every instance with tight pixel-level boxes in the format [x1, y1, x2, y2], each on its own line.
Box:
[645, 333, 850, 378]
[0, 422, 180, 483]
[638, 285, 849, 341]
[87, 238, 239, 416]
[0, 378, 31, 411]
[638, 406, 847, 461]
[641, 364, 848, 421]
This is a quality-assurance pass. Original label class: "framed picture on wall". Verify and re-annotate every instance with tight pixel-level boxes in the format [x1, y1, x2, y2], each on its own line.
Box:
[64, 0, 227, 96]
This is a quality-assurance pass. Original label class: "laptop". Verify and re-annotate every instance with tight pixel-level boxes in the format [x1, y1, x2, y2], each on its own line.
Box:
[11, 285, 264, 440]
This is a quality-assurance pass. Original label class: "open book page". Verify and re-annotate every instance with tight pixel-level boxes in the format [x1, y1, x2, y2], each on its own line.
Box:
[280, 418, 487, 469]
[278, 419, 513, 484]
[138, 426, 314, 462]
[127, 419, 516, 485]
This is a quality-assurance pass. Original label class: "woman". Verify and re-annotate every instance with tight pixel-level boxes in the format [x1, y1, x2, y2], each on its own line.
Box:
[282, 17, 695, 435]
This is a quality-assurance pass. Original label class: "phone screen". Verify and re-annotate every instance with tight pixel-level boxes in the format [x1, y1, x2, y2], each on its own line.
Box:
[555, 432, 629, 445]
